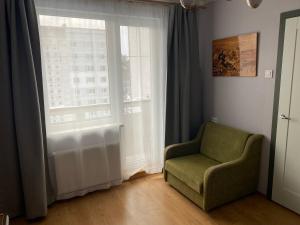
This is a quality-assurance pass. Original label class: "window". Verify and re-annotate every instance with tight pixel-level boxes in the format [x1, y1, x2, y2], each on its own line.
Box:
[120, 26, 151, 102]
[75, 89, 80, 96]
[87, 88, 96, 95]
[100, 76, 107, 83]
[85, 65, 94, 71]
[39, 15, 111, 132]
[86, 77, 95, 83]
[100, 88, 107, 94]
[99, 66, 106, 71]
[35, 0, 169, 182]
[50, 114, 76, 124]
[88, 99, 96, 105]
[98, 54, 106, 60]
[39, 14, 156, 133]
[73, 77, 80, 83]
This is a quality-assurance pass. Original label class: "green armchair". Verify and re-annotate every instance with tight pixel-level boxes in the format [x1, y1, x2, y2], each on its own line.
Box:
[164, 122, 263, 211]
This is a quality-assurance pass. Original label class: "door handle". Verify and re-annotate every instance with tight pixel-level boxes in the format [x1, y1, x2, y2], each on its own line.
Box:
[280, 113, 290, 120]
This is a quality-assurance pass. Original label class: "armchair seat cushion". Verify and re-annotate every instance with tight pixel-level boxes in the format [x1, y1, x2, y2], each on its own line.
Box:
[165, 154, 220, 194]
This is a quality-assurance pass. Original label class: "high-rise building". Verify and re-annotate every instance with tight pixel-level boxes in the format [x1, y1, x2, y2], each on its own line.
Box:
[39, 16, 111, 125]
[39, 15, 153, 130]
[40, 24, 109, 108]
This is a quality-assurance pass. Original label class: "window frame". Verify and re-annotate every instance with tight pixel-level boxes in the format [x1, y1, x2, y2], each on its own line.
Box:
[37, 7, 161, 134]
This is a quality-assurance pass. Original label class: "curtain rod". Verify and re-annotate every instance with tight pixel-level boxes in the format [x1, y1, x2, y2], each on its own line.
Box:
[128, 0, 206, 8]
[128, 0, 178, 5]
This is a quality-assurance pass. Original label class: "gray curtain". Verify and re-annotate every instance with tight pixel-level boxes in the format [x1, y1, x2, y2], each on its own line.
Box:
[165, 5, 202, 146]
[0, 0, 54, 219]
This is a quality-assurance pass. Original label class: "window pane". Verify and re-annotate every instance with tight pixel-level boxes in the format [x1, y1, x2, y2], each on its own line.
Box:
[129, 57, 141, 100]
[141, 57, 151, 99]
[140, 28, 150, 57]
[39, 15, 112, 129]
[120, 26, 152, 103]
[128, 27, 140, 57]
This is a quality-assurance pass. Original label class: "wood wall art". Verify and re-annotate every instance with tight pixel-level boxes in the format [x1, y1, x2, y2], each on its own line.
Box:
[212, 32, 258, 77]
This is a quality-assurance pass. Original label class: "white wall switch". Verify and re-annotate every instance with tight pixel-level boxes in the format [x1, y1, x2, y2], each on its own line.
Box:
[265, 70, 273, 79]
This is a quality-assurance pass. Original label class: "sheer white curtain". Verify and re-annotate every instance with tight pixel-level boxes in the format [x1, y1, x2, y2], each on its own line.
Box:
[35, 0, 168, 197]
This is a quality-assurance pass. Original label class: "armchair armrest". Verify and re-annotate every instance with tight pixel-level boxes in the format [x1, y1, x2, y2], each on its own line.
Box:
[163, 140, 200, 181]
[164, 125, 205, 161]
[163, 126, 204, 180]
[164, 140, 199, 161]
[203, 134, 263, 211]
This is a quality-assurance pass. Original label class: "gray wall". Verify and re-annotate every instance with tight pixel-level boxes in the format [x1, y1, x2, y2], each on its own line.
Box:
[198, 0, 300, 194]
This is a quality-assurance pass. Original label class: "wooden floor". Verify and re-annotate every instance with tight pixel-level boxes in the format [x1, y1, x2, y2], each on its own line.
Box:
[12, 174, 300, 225]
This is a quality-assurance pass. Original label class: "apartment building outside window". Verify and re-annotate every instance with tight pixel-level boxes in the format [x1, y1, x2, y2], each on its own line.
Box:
[39, 15, 153, 133]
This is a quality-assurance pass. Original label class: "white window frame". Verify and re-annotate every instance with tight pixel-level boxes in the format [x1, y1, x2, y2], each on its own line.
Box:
[37, 8, 161, 134]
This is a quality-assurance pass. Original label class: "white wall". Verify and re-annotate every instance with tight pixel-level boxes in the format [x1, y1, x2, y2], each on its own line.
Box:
[198, 0, 300, 194]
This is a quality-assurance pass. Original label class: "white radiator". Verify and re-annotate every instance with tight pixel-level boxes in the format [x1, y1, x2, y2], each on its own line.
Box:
[47, 125, 122, 200]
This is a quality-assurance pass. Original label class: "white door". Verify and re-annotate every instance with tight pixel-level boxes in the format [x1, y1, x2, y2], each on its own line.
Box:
[273, 16, 300, 214]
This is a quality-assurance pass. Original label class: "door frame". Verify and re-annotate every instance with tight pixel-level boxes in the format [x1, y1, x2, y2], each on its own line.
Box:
[267, 9, 300, 199]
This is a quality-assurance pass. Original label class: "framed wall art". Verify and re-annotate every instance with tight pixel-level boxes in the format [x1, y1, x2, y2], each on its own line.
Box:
[212, 32, 258, 77]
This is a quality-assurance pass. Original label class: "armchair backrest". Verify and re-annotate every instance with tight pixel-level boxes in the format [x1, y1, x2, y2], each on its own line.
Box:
[200, 122, 251, 163]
